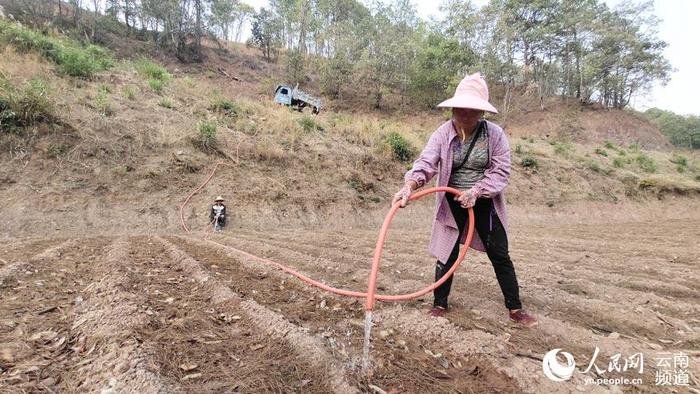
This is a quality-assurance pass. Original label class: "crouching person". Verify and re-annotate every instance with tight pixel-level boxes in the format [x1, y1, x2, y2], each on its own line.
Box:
[210, 196, 227, 232]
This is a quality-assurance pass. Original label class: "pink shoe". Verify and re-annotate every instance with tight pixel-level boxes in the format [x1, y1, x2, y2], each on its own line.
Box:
[429, 306, 447, 317]
[509, 309, 538, 327]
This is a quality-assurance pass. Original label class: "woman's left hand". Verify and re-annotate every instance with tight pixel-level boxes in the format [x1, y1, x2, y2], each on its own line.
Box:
[457, 188, 479, 208]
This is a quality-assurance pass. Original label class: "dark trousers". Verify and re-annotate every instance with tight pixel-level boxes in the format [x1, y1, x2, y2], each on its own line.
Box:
[433, 195, 522, 310]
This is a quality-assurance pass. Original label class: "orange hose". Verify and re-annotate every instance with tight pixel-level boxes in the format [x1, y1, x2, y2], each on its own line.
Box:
[180, 164, 474, 311]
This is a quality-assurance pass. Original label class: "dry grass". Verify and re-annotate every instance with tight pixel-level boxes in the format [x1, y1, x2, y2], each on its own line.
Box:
[1, 35, 698, 238]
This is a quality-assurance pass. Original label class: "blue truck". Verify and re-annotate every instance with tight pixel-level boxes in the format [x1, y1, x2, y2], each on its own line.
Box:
[274, 84, 321, 114]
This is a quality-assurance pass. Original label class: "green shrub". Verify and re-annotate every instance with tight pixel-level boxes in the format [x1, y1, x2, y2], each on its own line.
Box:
[196, 121, 217, 150]
[595, 147, 608, 157]
[0, 78, 53, 132]
[514, 144, 522, 154]
[85, 45, 114, 69]
[210, 97, 238, 116]
[613, 157, 626, 168]
[134, 58, 171, 82]
[676, 164, 686, 173]
[670, 154, 688, 167]
[636, 153, 657, 173]
[148, 78, 166, 94]
[135, 58, 171, 93]
[521, 155, 538, 169]
[383, 131, 416, 162]
[59, 47, 100, 77]
[603, 140, 615, 149]
[95, 90, 113, 116]
[0, 21, 112, 78]
[298, 115, 323, 133]
[158, 97, 174, 109]
[629, 142, 641, 152]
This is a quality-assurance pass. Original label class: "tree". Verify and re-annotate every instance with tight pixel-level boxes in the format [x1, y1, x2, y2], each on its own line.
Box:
[210, 0, 236, 40]
[408, 28, 476, 108]
[645, 108, 700, 149]
[249, 8, 282, 61]
[590, 1, 671, 108]
[232, 3, 254, 42]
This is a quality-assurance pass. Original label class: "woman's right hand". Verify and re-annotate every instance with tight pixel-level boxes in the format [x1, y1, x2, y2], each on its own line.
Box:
[392, 182, 416, 208]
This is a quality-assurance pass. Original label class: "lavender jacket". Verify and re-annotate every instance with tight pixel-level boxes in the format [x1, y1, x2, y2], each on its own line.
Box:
[404, 120, 511, 263]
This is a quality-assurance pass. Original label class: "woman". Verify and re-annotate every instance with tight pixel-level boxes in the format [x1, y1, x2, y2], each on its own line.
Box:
[391, 73, 536, 327]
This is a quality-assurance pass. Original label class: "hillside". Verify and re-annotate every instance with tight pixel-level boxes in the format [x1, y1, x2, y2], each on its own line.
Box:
[0, 24, 698, 237]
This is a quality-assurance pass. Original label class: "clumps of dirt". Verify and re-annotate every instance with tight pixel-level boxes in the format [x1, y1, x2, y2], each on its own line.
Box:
[172, 235, 521, 393]
[0, 238, 108, 391]
[66, 237, 177, 393]
[157, 236, 349, 393]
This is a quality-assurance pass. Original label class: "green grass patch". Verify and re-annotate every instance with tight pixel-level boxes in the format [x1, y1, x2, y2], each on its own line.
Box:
[148, 78, 166, 94]
[194, 121, 217, 151]
[94, 90, 113, 116]
[0, 77, 54, 132]
[134, 58, 171, 93]
[551, 141, 571, 155]
[46, 143, 65, 158]
[612, 157, 629, 168]
[158, 97, 174, 109]
[635, 153, 657, 173]
[210, 97, 238, 116]
[585, 160, 613, 175]
[670, 154, 688, 167]
[0, 21, 112, 78]
[298, 115, 323, 133]
[594, 147, 608, 157]
[383, 131, 416, 162]
[134, 58, 171, 81]
[122, 85, 136, 100]
[521, 155, 538, 169]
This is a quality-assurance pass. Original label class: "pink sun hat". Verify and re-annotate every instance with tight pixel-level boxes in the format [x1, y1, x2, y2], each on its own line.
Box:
[437, 72, 498, 113]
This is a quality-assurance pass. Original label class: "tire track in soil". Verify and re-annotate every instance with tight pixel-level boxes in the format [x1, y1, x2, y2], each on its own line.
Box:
[0, 237, 108, 392]
[173, 235, 521, 393]
[136, 236, 340, 393]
